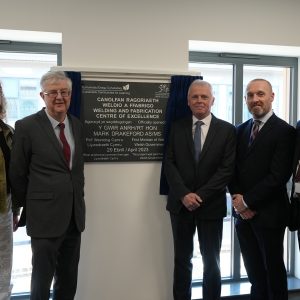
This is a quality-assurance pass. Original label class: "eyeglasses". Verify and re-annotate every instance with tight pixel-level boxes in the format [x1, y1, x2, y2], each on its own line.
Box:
[43, 90, 71, 98]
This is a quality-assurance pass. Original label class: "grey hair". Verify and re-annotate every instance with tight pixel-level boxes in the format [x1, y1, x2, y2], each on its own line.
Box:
[187, 79, 213, 98]
[40, 70, 72, 91]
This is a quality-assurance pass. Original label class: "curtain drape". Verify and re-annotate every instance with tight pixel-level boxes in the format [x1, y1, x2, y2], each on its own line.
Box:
[159, 75, 203, 195]
[66, 71, 82, 119]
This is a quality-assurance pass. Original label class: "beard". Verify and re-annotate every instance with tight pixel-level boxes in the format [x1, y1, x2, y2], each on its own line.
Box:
[249, 105, 267, 118]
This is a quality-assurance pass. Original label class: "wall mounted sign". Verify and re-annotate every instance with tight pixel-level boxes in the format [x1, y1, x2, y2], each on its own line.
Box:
[82, 80, 169, 162]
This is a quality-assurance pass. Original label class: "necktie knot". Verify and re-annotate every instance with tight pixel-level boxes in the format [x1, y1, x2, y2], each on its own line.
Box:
[195, 120, 204, 126]
[194, 120, 204, 162]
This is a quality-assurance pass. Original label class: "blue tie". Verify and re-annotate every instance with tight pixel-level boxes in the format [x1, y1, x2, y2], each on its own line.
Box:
[194, 121, 204, 162]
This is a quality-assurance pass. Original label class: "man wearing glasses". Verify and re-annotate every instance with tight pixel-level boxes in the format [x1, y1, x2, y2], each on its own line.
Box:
[10, 70, 85, 300]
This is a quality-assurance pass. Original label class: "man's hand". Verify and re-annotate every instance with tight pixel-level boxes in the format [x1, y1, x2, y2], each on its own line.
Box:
[240, 208, 257, 220]
[232, 194, 247, 214]
[182, 193, 202, 211]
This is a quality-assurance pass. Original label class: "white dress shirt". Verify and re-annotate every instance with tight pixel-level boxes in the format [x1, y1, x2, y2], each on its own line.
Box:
[45, 110, 75, 169]
[192, 113, 212, 149]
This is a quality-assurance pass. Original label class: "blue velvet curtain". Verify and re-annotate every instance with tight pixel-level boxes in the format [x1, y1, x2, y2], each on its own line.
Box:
[159, 75, 203, 195]
[66, 71, 82, 119]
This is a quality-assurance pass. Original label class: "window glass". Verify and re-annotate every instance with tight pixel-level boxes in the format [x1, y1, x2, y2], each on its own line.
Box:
[0, 50, 57, 294]
[243, 65, 290, 122]
[189, 63, 233, 123]
[0, 52, 56, 127]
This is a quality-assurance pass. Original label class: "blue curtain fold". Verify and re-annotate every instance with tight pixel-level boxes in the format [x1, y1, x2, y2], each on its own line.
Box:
[159, 75, 203, 195]
[66, 71, 82, 119]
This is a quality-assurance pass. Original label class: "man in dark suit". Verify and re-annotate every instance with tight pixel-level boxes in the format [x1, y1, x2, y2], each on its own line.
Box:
[165, 79, 236, 300]
[10, 71, 85, 300]
[290, 121, 300, 245]
[230, 78, 295, 300]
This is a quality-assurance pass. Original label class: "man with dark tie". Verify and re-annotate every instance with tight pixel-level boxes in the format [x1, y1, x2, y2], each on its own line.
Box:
[230, 78, 295, 300]
[165, 79, 236, 300]
[10, 71, 85, 300]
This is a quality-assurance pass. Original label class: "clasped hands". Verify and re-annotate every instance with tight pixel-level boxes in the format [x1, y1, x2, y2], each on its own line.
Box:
[182, 193, 202, 211]
[232, 194, 256, 220]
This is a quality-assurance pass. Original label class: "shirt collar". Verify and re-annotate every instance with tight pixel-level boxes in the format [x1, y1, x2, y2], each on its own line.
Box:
[254, 110, 273, 124]
[44, 109, 68, 129]
[193, 113, 212, 126]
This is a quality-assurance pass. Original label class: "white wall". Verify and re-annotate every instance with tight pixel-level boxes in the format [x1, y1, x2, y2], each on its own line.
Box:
[2, 0, 300, 299]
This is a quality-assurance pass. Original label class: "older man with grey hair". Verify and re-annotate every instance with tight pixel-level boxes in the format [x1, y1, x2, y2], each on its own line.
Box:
[10, 71, 85, 300]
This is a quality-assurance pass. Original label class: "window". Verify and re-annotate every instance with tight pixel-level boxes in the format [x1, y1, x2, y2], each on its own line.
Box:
[188, 51, 298, 283]
[0, 41, 61, 296]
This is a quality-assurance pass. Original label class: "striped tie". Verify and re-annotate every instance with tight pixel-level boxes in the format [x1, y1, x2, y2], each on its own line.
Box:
[249, 120, 261, 145]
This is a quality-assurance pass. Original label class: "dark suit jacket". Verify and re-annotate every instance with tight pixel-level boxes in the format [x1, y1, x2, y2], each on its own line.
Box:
[229, 114, 295, 228]
[10, 109, 85, 238]
[165, 114, 236, 218]
[289, 121, 300, 232]
[292, 121, 300, 187]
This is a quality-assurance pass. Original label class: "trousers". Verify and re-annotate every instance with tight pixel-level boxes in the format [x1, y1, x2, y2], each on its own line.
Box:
[30, 218, 81, 300]
[0, 206, 13, 300]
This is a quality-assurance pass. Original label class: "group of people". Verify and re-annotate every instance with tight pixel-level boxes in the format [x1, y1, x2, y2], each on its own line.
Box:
[165, 78, 297, 300]
[0, 72, 298, 300]
[0, 71, 85, 300]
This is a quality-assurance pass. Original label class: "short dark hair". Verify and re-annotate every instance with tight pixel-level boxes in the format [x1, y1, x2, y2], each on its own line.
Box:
[246, 78, 273, 93]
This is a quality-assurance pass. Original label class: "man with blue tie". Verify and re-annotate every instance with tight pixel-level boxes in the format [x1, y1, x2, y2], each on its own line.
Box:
[230, 78, 295, 300]
[165, 79, 236, 300]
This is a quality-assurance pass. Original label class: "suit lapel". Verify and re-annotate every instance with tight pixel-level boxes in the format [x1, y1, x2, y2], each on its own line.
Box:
[250, 114, 276, 147]
[240, 120, 252, 155]
[293, 128, 300, 175]
[198, 115, 218, 162]
[245, 114, 277, 157]
[69, 115, 81, 169]
[35, 109, 68, 166]
[182, 117, 195, 159]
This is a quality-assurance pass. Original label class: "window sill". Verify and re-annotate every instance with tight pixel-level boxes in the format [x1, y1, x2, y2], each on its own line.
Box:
[11, 277, 300, 300]
[192, 277, 300, 299]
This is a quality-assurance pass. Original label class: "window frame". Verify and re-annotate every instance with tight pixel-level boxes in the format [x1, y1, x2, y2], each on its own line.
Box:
[0, 41, 61, 64]
[0, 40, 61, 299]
